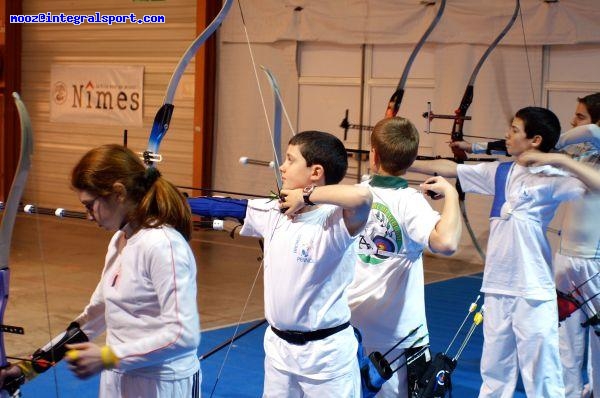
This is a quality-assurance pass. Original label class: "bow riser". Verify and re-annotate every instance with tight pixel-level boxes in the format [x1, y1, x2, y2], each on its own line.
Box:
[450, 85, 474, 161]
[447, 1, 520, 263]
[144, 0, 233, 167]
[343, 0, 446, 133]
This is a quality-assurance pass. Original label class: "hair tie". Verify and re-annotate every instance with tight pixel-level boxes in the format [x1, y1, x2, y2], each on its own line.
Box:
[144, 167, 161, 189]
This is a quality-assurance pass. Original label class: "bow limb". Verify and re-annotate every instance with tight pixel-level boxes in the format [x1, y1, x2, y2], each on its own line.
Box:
[260, 66, 296, 138]
[0, 93, 33, 396]
[260, 67, 283, 190]
[260, 65, 299, 191]
[451, 0, 520, 160]
[340, 1, 446, 146]
[385, 0, 446, 118]
[144, 0, 234, 167]
[451, 0, 520, 264]
[236, 0, 289, 194]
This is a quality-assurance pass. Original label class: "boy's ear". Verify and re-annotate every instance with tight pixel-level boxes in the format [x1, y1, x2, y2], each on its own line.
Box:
[310, 164, 325, 183]
[530, 134, 543, 149]
[371, 147, 380, 170]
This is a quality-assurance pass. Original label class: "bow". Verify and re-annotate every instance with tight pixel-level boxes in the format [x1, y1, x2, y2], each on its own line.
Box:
[448, 0, 520, 161]
[260, 65, 297, 191]
[430, 0, 520, 263]
[143, 0, 234, 168]
[203, 4, 296, 396]
[340, 0, 446, 137]
[197, 67, 292, 368]
[385, 0, 446, 119]
[0, 93, 34, 397]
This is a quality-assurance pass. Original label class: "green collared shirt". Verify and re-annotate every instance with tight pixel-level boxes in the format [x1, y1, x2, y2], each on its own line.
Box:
[368, 174, 408, 189]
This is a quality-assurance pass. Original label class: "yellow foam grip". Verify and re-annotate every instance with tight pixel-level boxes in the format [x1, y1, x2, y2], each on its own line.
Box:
[16, 361, 38, 381]
[100, 345, 120, 369]
[65, 349, 79, 361]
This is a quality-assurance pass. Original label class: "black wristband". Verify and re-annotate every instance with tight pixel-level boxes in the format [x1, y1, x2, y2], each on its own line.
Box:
[302, 184, 316, 206]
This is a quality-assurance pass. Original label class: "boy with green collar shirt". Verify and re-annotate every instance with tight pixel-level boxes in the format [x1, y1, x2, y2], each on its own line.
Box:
[346, 117, 462, 397]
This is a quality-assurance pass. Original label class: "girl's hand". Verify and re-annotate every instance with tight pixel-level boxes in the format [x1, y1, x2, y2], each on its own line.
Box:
[65, 342, 104, 379]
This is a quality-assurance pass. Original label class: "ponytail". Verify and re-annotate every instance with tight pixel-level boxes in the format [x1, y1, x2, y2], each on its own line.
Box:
[71, 144, 192, 240]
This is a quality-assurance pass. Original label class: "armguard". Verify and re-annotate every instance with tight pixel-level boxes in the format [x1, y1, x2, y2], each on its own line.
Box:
[187, 197, 248, 220]
[31, 321, 89, 373]
[486, 140, 508, 156]
[0, 322, 88, 396]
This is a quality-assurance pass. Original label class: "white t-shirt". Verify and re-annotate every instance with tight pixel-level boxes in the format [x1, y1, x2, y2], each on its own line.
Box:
[240, 199, 359, 378]
[241, 199, 356, 330]
[78, 226, 200, 380]
[347, 176, 439, 349]
[458, 162, 586, 300]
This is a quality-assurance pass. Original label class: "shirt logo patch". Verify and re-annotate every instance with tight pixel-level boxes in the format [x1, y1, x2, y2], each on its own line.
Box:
[358, 202, 403, 265]
[294, 240, 314, 264]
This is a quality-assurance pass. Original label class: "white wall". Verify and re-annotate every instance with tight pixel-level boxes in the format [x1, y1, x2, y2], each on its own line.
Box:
[215, 37, 600, 265]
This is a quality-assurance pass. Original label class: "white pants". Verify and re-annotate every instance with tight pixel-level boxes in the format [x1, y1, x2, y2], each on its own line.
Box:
[558, 310, 587, 398]
[99, 369, 201, 398]
[555, 252, 600, 397]
[262, 357, 361, 398]
[478, 294, 565, 398]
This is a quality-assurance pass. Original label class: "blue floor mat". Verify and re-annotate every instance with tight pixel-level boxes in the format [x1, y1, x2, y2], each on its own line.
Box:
[22, 274, 528, 397]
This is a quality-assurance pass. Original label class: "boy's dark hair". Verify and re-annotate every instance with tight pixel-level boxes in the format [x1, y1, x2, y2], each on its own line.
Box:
[578, 92, 600, 124]
[371, 117, 419, 175]
[515, 107, 561, 153]
[289, 131, 348, 184]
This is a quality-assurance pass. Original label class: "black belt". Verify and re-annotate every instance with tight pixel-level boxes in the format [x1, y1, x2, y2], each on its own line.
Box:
[271, 322, 350, 345]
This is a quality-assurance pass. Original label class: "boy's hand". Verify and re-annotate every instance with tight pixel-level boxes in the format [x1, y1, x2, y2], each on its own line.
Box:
[420, 176, 455, 200]
[519, 150, 566, 168]
[449, 140, 473, 154]
[279, 188, 305, 218]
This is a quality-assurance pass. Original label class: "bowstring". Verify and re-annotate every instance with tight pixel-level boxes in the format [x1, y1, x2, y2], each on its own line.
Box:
[236, 0, 282, 186]
[208, 1, 284, 395]
[517, 2, 537, 106]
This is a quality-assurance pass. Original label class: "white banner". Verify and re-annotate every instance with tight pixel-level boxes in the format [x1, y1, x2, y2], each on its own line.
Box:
[50, 65, 144, 126]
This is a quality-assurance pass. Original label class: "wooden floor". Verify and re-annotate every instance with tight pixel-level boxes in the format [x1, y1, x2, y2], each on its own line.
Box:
[4, 214, 482, 359]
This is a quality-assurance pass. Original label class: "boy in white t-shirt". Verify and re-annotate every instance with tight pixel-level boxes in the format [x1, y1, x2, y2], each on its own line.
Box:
[410, 107, 600, 398]
[240, 131, 372, 397]
[452, 93, 600, 398]
[346, 117, 462, 398]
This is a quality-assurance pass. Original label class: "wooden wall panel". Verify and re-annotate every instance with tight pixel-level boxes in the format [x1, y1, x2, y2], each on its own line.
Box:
[20, 0, 198, 210]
